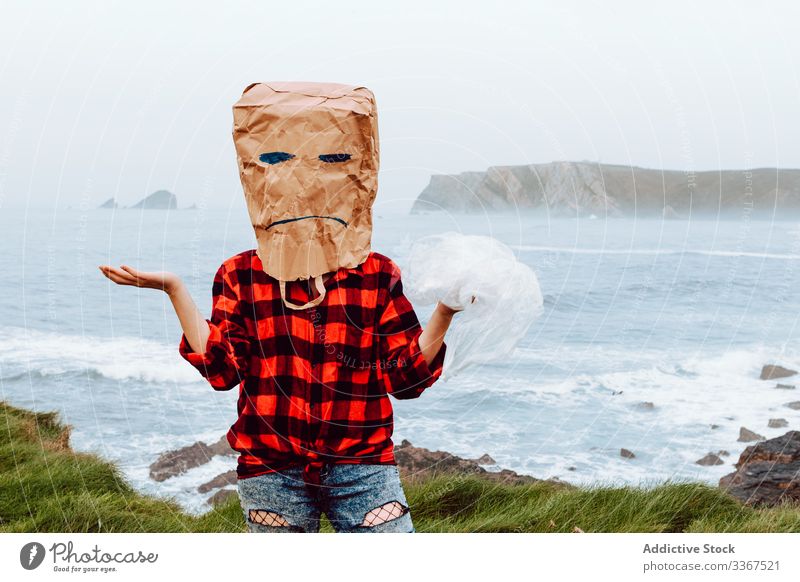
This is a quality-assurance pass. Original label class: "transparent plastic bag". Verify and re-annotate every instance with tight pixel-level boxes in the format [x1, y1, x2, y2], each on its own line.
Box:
[404, 232, 544, 378]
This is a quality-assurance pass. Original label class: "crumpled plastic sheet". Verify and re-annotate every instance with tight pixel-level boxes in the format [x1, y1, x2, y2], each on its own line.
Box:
[404, 232, 544, 378]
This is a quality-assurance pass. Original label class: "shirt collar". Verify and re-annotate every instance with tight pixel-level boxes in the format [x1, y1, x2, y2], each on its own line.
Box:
[250, 249, 365, 287]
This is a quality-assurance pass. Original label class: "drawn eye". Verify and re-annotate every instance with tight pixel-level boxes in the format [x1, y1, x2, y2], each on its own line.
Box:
[259, 152, 295, 165]
[319, 153, 351, 163]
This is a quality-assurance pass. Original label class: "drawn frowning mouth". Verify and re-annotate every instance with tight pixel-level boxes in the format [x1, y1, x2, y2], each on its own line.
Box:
[262, 215, 348, 231]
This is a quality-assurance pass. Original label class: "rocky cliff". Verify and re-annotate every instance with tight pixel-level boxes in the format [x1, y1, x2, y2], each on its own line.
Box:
[411, 161, 800, 218]
[720, 430, 800, 506]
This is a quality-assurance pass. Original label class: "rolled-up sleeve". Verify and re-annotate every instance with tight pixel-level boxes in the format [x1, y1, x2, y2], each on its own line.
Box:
[179, 263, 251, 391]
[377, 260, 446, 400]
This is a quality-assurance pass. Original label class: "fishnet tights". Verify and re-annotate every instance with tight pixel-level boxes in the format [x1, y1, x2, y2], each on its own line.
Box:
[360, 501, 406, 526]
[248, 501, 407, 528]
[249, 510, 290, 527]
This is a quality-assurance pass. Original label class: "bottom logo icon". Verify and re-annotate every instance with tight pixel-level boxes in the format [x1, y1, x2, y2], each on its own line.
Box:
[20, 542, 46, 570]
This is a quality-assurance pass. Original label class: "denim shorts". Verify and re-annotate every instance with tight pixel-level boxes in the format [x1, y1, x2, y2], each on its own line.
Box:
[237, 462, 415, 533]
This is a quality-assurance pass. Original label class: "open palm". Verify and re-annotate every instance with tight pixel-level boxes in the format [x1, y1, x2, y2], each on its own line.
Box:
[98, 264, 180, 294]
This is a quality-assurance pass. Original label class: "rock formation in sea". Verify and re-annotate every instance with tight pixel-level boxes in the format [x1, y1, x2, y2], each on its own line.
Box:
[392, 439, 549, 486]
[411, 161, 800, 217]
[738, 427, 765, 442]
[149, 435, 235, 482]
[696, 451, 728, 466]
[719, 430, 800, 506]
[760, 364, 798, 380]
[128, 189, 177, 210]
[98, 197, 118, 209]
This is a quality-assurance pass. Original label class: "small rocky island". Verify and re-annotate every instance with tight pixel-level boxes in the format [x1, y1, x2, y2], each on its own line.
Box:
[129, 189, 177, 209]
[97, 189, 188, 209]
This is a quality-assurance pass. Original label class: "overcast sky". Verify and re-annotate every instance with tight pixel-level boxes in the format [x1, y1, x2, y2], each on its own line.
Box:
[1, 0, 799, 213]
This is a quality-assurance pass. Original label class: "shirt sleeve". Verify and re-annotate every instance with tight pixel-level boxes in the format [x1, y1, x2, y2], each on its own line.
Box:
[178, 262, 251, 391]
[376, 259, 446, 400]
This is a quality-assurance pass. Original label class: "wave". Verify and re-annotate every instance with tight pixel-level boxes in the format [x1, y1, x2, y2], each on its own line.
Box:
[499, 343, 799, 396]
[511, 245, 800, 260]
[0, 326, 204, 384]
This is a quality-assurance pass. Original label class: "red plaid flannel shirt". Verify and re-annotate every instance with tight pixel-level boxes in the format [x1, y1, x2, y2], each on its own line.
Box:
[179, 249, 446, 486]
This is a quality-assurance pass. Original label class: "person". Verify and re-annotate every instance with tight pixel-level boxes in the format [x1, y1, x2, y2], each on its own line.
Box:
[98, 255, 457, 533]
[99, 82, 460, 533]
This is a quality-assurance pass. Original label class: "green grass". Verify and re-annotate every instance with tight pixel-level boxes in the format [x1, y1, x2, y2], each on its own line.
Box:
[2, 399, 800, 533]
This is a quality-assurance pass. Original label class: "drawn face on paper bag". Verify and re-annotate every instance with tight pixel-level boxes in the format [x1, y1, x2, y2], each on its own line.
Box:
[233, 82, 380, 282]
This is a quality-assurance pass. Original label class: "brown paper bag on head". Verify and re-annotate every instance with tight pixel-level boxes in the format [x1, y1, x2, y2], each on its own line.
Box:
[232, 82, 379, 308]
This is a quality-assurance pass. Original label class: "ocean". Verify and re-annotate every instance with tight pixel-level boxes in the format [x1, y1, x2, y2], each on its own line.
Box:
[2, 205, 799, 516]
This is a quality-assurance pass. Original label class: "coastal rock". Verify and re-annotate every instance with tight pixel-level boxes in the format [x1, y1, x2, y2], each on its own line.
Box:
[98, 197, 117, 209]
[719, 431, 800, 506]
[129, 189, 177, 210]
[775, 383, 796, 390]
[392, 439, 557, 486]
[769, 418, 789, 428]
[161, 436, 568, 502]
[637, 401, 655, 410]
[738, 427, 765, 442]
[785, 401, 800, 410]
[198, 470, 237, 494]
[149, 435, 236, 482]
[620, 448, 636, 459]
[696, 453, 724, 466]
[149, 439, 227, 482]
[208, 488, 238, 507]
[760, 365, 797, 380]
[208, 435, 236, 457]
[473, 453, 496, 465]
[411, 162, 800, 217]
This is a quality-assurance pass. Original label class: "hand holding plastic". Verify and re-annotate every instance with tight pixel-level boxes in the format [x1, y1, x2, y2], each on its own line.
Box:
[404, 232, 544, 377]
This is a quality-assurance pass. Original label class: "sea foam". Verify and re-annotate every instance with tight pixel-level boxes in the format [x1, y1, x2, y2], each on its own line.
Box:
[0, 326, 202, 384]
